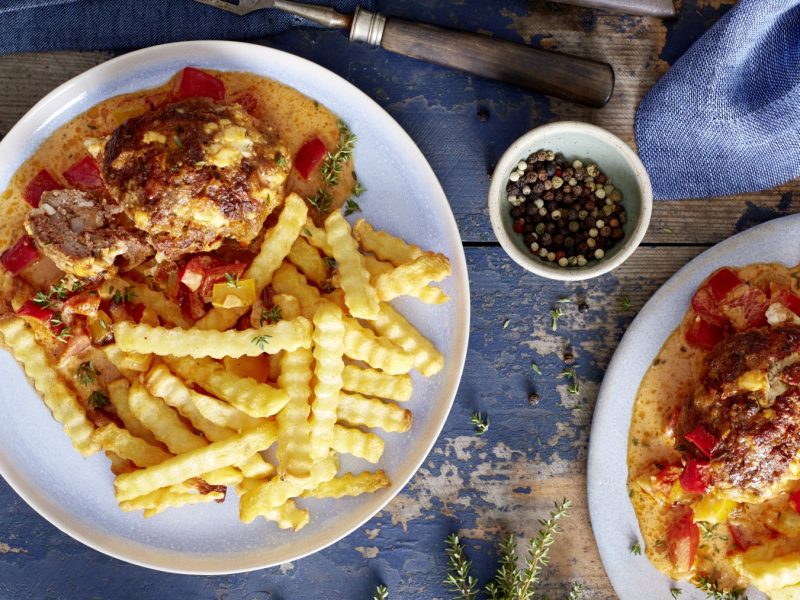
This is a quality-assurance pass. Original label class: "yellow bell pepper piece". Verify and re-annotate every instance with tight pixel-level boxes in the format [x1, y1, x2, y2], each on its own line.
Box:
[89, 309, 113, 344]
[693, 495, 737, 524]
[211, 278, 256, 309]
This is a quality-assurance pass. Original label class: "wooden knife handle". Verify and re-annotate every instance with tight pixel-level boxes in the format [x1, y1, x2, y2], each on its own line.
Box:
[380, 18, 614, 108]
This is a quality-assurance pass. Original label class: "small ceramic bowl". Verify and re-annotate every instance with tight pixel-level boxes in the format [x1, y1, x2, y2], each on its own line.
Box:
[488, 121, 652, 281]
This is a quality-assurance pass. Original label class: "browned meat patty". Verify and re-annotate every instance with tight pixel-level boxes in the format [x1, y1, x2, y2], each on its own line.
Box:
[25, 189, 151, 279]
[680, 325, 800, 501]
[99, 98, 290, 260]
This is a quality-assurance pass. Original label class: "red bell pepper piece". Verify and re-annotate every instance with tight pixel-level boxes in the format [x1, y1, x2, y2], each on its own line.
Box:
[178, 255, 216, 292]
[679, 459, 710, 494]
[771, 287, 800, 316]
[719, 284, 769, 330]
[173, 67, 225, 102]
[706, 268, 742, 300]
[727, 523, 750, 552]
[789, 489, 800, 512]
[178, 255, 246, 301]
[684, 425, 718, 458]
[177, 284, 207, 322]
[1, 236, 40, 275]
[294, 137, 327, 179]
[129, 302, 146, 324]
[17, 299, 53, 322]
[685, 317, 724, 350]
[62, 156, 103, 191]
[23, 169, 61, 207]
[666, 511, 699, 572]
[233, 92, 259, 115]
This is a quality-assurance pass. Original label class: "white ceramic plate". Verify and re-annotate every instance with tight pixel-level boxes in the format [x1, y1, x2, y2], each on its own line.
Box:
[0, 41, 469, 574]
[586, 216, 800, 599]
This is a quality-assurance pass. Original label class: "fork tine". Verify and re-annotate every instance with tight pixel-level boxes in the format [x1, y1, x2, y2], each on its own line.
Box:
[192, 0, 274, 15]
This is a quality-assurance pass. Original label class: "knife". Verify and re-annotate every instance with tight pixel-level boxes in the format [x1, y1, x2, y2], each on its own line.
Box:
[544, 0, 676, 18]
[195, 0, 615, 108]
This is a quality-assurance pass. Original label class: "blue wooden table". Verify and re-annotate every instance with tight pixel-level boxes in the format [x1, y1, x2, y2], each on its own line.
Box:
[3, 1, 796, 598]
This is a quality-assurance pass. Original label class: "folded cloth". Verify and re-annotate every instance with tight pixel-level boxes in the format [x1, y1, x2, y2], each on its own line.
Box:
[0, 0, 374, 54]
[635, 0, 800, 200]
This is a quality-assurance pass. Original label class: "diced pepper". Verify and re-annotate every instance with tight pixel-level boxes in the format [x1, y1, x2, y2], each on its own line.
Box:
[17, 299, 53, 322]
[772, 287, 800, 316]
[129, 302, 146, 324]
[679, 459, 710, 494]
[88, 309, 113, 345]
[790, 489, 800, 513]
[138, 307, 159, 327]
[62, 156, 103, 191]
[1, 235, 40, 274]
[685, 316, 724, 350]
[178, 284, 207, 322]
[684, 425, 718, 458]
[211, 277, 256, 309]
[294, 137, 327, 179]
[692, 495, 736, 524]
[173, 67, 225, 102]
[706, 268, 742, 300]
[64, 291, 101, 317]
[727, 523, 750, 551]
[178, 256, 215, 292]
[197, 263, 247, 301]
[666, 511, 699, 573]
[719, 283, 769, 330]
[23, 169, 61, 207]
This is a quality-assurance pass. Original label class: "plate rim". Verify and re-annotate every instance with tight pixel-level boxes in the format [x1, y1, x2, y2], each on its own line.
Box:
[585, 214, 800, 599]
[0, 40, 470, 575]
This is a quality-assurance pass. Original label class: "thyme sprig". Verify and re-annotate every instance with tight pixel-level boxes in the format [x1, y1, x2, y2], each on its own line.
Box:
[470, 412, 489, 435]
[87, 390, 109, 410]
[259, 306, 282, 326]
[224, 272, 241, 288]
[694, 576, 747, 600]
[444, 534, 479, 600]
[560, 367, 580, 395]
[550, 307, 563, 331]
[252, 334, 272, 350]
[343, 198, 361, 216]
[109, 286, 135, 304]
[372, 585, 389, 600]
[76, 361, 99, 386]
[308, 119, 356, 214]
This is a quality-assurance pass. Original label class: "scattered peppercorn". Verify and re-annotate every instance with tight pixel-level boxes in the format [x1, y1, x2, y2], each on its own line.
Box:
[477, 108, 490, 122]
[506, 150, 627, 268]
[563, 350, 575, 365]
[528, 392, 540, 406]
[578, 301, 589, 313]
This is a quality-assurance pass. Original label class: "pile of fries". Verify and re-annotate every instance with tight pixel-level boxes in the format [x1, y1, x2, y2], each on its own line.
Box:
[0, 193, 451, 529]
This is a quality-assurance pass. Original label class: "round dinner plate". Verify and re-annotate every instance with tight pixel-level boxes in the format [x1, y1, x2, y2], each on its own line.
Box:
[585, 215, 800, 598]
[0, 41, 469, 574]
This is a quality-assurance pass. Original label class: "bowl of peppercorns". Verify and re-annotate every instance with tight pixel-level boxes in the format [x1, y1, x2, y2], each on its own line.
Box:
[488, 121, 652, 280]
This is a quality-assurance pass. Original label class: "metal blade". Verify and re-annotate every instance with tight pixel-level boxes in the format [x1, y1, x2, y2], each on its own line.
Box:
[192, 0, 276, 16]
[545, 0, 676, 18]
[191, 0, 350, 28]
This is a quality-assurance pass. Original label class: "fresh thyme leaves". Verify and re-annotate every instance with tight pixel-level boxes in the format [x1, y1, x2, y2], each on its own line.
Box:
[560, 368, 580, 395]
[698, 522, 729, 543]
[502, 319, 510, 329]
[343, 198, 361, 216]
[110, 286, 136, 304]
[308, 119, 356, 214]
[550, 307, 563, 331]
[630, 541, 642, 556]
[372, 585, 389, 600]
[259, 306, 282, 326]
[32, 291, 52, 308]
[444, 534, 479, 600]
[76, 361, 99, 386]
[275, 152, 287, 168]
[566, 583, 585, 600]
[224, 272, 241, 288]
[33, 279, 78, 308]
[694, 576, 747, 600]
[670, 589, 682, 599]
[531, 362, 542, 375]
[252, 334, 272, 350]
[87, 390, 110, 410]
[620, 295, 632, 311]
[470, 412, 489, 435]
[484, 534, 521, 600]
[324, 256, 337, 270]
[71, 280, 84, 292]
[173, 135, 183, 148]
[352, 179, 366, 197]
[302, 228, 312, 237]
[555, 298, 571, 304]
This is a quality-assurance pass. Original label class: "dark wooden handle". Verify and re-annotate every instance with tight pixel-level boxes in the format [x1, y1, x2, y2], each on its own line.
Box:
[380, 18, 614, 108]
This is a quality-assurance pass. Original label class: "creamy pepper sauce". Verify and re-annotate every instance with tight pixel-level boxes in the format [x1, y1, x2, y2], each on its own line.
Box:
[0, 68, 355, 251]
[628, 263, 800, 592]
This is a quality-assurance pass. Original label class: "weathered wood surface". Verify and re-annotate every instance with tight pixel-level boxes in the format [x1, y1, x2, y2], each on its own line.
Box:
[1, 0, 795, 598]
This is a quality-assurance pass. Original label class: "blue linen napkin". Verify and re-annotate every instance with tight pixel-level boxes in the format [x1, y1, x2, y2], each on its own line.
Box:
[0, 0, 374, 54]
[636, 0, 800, 200]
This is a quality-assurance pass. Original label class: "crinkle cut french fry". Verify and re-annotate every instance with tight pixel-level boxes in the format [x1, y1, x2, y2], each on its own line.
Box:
[324, 288, 347, 312]
[102, 343, 152, 374]
[272, 293, 301, 321]
[127, 381, 206, 454]
[337, 392, 412, 433]
[165, 356, 289, 419]
[300, 218, 333, 256]
[0, 317, 98, 456]
[239, 455, 338, 522]
[353, 219, 423, 266]
[325, 211, 379, 320]
[374, 253, 451, 302]
[196, 193, 308, 331]
[309, 301, 345, 460]
[271, 262, 320, 319]
[202, 466, 243, 486]
[288, 237, 329, 285]
[363, 256, 450, 305]
[91, 422, 172, 467]
[276, 348, 315, 477]
[115, 318, 313, 359]
[342, 316, 414, 375]
[120, 280, 192, 329]
[244, 497, 310, 530]
[368, 302, 444, 377]
[107, 378, 161, 446]
[120, 487, 225, 516]
[106, 451, 136, 475]
[114, 422, 277, 502]
[342, 364, 413, 402]
[332, 424, 384, 463]
[304, 470, 390, 499]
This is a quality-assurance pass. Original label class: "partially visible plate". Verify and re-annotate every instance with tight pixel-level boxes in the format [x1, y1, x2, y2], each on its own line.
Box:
[0, 41, 469, 574]
[586, 215, 800, 599]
